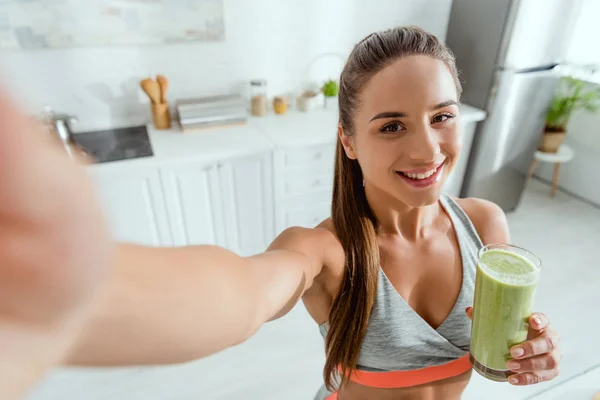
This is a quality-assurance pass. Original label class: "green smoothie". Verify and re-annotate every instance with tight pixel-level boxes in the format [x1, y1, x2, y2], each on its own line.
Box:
[470, 245, 541, 381]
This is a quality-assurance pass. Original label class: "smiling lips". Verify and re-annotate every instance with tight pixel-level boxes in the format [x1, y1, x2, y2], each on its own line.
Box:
[396, 161, 446, 188]
[401, 168, 438, 180]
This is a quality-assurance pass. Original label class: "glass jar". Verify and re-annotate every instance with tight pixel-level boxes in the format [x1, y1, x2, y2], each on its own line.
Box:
[273, 96, 288, 115]
[250, 79, 268, 117]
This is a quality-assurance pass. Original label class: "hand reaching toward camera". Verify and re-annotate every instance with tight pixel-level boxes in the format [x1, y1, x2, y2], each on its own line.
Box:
[0, 91, 113, 399]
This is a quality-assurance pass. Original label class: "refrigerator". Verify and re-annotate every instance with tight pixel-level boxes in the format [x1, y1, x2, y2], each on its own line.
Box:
[445, 0, 583, 211]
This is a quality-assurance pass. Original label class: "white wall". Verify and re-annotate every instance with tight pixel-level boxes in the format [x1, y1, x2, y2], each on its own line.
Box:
[0, 0, 453, 131]
[566, 0, 600, 66]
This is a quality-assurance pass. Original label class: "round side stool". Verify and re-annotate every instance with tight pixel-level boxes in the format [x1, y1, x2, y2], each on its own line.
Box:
[527, 144, 575, 198]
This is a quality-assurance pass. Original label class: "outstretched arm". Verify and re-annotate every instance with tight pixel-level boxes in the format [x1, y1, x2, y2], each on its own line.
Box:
[66, 227, 331, 366]
[0, 84, 330, 399]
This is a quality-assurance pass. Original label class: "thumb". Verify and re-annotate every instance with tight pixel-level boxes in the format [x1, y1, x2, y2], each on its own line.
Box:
[465, 306, 473, 320]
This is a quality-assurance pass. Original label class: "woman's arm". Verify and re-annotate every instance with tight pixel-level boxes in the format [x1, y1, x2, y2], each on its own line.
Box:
[66, 226, 333, 366]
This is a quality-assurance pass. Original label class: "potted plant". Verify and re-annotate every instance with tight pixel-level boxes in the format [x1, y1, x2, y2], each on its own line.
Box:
[296, 90, 320, 112]
[540, 76, 600, 153]
[322, 79, 339, 109]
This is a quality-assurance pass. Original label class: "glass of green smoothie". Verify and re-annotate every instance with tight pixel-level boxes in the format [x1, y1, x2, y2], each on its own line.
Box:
[469, 243, 541, 382]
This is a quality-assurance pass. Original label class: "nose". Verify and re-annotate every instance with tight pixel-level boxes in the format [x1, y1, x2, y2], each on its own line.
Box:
[407, 125, 441, 163]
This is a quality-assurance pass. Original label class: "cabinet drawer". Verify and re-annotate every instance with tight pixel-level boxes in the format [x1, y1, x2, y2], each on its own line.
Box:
[282, 172, 333, 198]
[283, 200, 331, 229]
[281, 145, 336, 169]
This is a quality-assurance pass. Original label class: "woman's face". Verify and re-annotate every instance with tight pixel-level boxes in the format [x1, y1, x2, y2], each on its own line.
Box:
[340, 55, 462, 208]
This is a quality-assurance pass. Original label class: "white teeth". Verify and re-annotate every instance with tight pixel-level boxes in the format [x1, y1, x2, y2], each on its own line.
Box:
[401, 168, 437, 180]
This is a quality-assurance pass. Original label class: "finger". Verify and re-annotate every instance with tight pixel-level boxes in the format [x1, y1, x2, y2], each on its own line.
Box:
[510, 330, 559, 359]
[506, 349, 562, 373]
[465, 306, 473, 320]
[528, 313, 550, 337]
[508, 369, 559, 385]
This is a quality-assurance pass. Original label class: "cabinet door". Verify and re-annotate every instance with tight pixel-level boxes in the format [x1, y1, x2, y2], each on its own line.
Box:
[160, 163, 227, 247]
[219, 153, 275, 256]
[91, 168, 171, 247]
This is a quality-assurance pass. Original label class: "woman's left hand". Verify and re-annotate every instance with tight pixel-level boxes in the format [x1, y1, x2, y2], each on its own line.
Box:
[466, 308, 561, 385]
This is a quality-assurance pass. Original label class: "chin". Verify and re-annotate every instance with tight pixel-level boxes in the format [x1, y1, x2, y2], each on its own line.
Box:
[401, 188, 444, 208]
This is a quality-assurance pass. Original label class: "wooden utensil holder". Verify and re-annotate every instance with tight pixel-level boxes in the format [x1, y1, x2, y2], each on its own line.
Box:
[151, 103, 172, 130]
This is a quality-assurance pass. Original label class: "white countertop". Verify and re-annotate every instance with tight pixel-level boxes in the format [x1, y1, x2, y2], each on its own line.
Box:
[87, 122, 273, 174]
[88, 103, 486, 173]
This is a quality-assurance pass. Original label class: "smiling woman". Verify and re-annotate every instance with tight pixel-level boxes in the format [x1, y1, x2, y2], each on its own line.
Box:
[0, 25, 559, 400]
[322, 28, 469, 398]
[54, 26, 560, 400]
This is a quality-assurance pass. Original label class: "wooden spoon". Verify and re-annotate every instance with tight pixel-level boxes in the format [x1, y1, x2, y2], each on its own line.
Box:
[156, 75, 169, 104]
[140, 78, 161, 104]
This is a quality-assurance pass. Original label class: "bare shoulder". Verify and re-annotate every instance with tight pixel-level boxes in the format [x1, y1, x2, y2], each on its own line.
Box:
[315, 218, 346, 269]
[454, 197, 510, 245]
[269, 221, 341, 256]
[268, 219, 345, 275]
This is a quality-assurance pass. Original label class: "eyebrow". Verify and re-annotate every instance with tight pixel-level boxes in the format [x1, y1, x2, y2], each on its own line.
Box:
[369, 100, 459, 122]
[369, 111, 407, 122]
[431, 100, 458, 110]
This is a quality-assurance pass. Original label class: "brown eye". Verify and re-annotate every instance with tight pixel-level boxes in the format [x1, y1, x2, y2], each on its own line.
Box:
[432, 113, 455, 124]
[380, 121, 405, 133]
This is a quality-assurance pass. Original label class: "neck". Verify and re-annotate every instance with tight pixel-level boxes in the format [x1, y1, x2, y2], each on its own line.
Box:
[364, 182, 441, 240]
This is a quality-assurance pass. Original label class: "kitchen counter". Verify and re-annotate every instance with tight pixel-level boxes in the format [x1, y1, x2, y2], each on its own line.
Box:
[87, 103, 486, 173]
[87, 122, 273, 174]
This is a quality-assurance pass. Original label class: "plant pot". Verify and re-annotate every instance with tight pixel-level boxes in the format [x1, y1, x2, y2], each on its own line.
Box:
[539, 129, 566, 153]
[324, 95, 337, 109]
[296, 91, 321, 112]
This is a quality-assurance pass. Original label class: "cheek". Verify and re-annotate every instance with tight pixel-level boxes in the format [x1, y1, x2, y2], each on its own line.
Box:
[356, 137, 399, 175]
[440, 126, 463, 158]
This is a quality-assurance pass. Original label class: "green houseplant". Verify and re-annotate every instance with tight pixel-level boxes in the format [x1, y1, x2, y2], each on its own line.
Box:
[322, 79, 339, 109]
[322, 79, 339, 97]
[541, 76, 600, 153]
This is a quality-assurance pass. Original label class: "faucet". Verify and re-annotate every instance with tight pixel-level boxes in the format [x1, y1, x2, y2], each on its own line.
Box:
[40, 107, 79, 158]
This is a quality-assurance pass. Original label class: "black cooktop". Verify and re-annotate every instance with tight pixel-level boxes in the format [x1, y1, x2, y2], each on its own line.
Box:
[74, 125, 153, 163]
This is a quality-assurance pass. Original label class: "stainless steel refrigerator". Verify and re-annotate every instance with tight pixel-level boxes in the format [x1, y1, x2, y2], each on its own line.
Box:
[445, 0, 583, 211]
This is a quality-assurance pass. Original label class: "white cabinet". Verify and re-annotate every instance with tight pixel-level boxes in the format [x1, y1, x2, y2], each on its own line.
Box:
[273, 144, 336, 234]
[219, 153, 275, 256]
[160, 152, 275, 255]
[160, 162, 227, 248]
[91, 168, 171, 247]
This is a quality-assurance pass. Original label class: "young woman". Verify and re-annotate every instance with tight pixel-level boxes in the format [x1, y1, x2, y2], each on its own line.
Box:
[0, 26, 560, 400]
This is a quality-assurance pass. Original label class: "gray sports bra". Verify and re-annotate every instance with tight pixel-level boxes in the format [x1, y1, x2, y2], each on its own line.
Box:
[315, 195, 483, 398]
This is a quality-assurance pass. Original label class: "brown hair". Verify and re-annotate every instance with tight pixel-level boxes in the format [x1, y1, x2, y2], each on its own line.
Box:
[326, 26, 462, 391]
